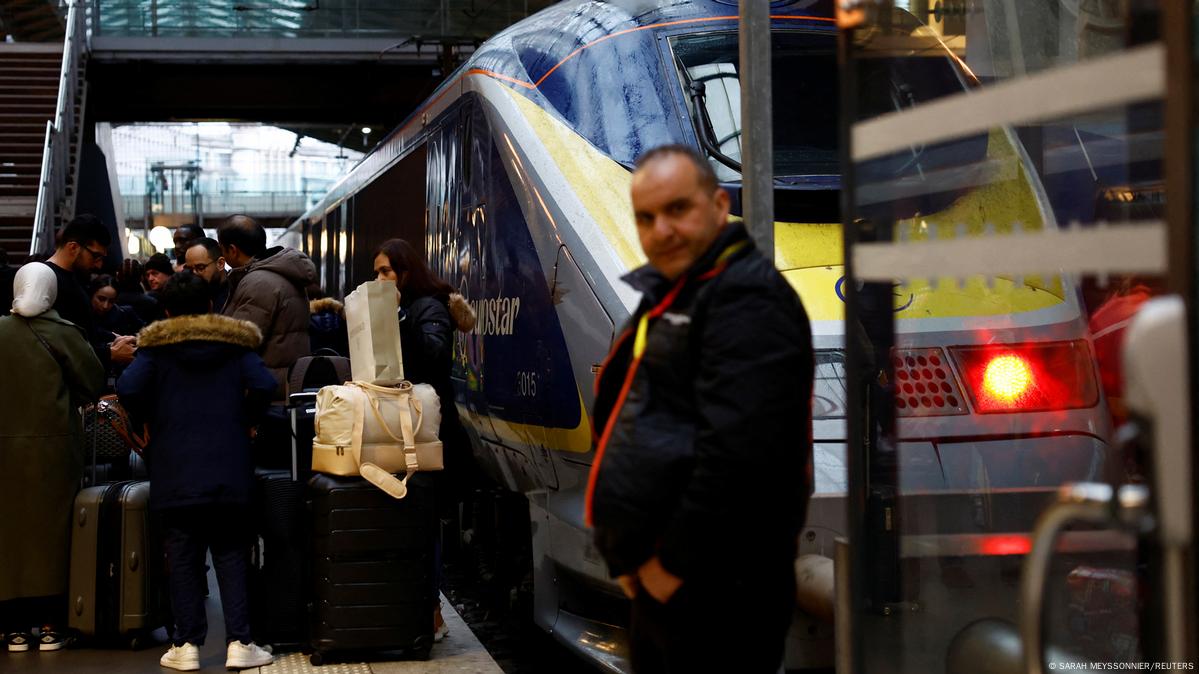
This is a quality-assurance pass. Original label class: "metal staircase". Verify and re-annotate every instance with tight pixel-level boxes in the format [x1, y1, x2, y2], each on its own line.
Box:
[0, 45, 61, 256]
[0, 0, 86, 257]
[0, 0, 66, 42]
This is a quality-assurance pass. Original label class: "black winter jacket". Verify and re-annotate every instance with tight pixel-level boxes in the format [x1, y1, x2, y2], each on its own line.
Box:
[98, 304, 144, 339]
[587, 223, 814, 581]
[117, 289, 163, 325]
[399, 292, 480, 501]
[309, 298, 350, 357]
[116, 313, 278, 510]
[400, 294, 455, 409]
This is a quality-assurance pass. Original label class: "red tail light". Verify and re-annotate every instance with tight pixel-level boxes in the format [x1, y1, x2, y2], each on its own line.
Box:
[950, 341, 1099, 413]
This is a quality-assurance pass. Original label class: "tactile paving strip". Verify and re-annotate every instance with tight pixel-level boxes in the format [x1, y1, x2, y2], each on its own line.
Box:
[260, 652, 371, 673]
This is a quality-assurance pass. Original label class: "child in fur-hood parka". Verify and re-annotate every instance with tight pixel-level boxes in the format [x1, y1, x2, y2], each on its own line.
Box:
[118, 273, 277, 510]
[116, 271, 277, 668]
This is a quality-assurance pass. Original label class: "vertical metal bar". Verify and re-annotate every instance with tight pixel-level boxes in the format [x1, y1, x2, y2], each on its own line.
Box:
[1161, 0, 1197, 662]
[834, 537, 853, 674]
[838, 8, 864, 674]
[739, 0, 773, 258]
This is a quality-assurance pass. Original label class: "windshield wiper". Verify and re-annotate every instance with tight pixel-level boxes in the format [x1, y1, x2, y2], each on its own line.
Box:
[682, 76, 744, 174]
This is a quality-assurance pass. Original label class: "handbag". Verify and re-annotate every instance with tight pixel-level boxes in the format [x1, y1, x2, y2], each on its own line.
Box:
[83, 395, 149, 461]
[312, 380, 442, 498]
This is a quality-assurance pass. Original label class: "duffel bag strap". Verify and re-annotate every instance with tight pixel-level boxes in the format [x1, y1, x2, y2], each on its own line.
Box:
[360, 461, 411, 499]
[382, 386, 421, 481]
[349, 384, 367, 467]
[351, 380, 422, 450]
[347, 381, 421, 499]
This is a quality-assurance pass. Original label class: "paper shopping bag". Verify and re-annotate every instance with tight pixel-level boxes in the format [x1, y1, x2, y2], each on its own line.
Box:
[345, 280, 406, 383]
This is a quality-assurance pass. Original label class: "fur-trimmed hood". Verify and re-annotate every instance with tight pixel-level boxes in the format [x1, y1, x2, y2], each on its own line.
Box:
[310, 298, 344, 315]
[448, 293, 476, 333]
[138, 313, 262, 349]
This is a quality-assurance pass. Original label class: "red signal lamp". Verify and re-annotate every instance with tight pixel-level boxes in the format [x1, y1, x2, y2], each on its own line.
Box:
[950, 341, 1099, 413]
[981, 354, 1033, 404]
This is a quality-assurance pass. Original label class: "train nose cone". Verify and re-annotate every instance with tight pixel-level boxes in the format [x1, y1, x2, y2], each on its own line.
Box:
[945, 618, 1023, 674]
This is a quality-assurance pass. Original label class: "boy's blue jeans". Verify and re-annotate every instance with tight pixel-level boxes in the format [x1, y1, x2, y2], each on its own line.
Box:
[162, 505, 252, 646]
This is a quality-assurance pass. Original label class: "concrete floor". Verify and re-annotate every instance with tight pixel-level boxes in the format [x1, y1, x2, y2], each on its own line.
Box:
[0, 565, 500, 674]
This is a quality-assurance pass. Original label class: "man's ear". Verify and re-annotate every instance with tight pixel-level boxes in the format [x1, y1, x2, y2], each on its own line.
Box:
[713, 187, 731, 224]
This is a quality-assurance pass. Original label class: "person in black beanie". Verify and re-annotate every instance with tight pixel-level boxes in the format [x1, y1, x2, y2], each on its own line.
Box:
[144, 254, 175, 294]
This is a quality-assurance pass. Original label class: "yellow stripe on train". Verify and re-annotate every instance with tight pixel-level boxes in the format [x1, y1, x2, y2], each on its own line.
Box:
[507, 79, 1063, 322]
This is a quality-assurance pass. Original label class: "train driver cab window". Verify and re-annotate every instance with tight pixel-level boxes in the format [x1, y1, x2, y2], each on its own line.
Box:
[669, 31, 840, 182]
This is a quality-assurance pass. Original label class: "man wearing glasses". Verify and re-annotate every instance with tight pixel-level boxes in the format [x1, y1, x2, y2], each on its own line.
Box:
[44, 214, 136, 367]
[183, 237, 229, 312]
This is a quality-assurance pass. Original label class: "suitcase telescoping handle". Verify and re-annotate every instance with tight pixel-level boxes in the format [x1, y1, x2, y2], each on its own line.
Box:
[289, 391, 318, 482]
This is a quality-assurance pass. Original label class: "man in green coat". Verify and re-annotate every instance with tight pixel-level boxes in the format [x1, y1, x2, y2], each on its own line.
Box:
[0, 262, 104, 652]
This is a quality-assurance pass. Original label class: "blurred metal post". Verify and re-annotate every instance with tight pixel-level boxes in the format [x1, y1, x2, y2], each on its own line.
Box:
[740, 0, 773, 259]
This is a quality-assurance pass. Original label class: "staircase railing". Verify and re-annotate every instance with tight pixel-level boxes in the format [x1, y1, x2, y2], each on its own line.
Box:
[30, 0, 88, 255]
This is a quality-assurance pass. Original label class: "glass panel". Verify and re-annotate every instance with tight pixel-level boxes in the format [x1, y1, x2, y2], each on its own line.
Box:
[844, 3, 1161, 672]
[669, 30, 839, 181]
[94, 0, 556, 39]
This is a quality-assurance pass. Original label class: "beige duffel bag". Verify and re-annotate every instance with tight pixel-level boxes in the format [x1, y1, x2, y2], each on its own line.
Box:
[312, 380, 443, 498]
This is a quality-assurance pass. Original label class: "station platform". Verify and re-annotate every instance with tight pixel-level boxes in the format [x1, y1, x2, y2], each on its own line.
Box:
[0, 564, 501, 674]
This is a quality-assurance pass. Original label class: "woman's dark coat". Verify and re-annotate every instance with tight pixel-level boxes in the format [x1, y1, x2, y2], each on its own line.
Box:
[400, 292, 478, 501]
[98, 303, 145, 339]
[116, 289, 163, 325]
[116, 313, 278, 510]
[0, 309, 104, 601]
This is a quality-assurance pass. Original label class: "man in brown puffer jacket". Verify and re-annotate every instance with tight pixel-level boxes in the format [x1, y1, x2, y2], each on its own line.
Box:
[218, 215, 317, 399]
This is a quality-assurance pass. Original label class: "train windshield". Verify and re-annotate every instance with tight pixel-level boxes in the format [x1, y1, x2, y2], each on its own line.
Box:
[671, 31, 839, 180]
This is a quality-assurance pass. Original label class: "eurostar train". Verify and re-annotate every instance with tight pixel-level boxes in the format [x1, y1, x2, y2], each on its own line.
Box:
[292, 0, 1119, 670]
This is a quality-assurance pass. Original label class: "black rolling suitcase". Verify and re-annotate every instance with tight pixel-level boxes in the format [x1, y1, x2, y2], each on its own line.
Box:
[246, 354, 349, 648]
[249, 469, 309, 650]
[307, 472, 436, 666]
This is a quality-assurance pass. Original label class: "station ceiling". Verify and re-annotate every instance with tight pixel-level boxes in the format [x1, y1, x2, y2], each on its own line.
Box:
[8, 0, 558, 150]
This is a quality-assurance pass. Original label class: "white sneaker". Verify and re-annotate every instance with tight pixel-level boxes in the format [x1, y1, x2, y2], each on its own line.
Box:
[225, 641, 273, 669]
[159, 643, 200, 671]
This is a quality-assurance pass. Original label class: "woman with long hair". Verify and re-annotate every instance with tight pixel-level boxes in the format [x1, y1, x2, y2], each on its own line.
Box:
[89, 274, 145, 389]
[89, 274, 144, 340]
[373, 238, 476, 642]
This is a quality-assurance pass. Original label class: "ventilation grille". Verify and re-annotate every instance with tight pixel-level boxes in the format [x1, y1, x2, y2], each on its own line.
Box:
[892, 348, 967, 416]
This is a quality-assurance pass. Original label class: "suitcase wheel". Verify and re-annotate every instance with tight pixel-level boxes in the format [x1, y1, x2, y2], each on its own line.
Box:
[309, 652, 324, 666]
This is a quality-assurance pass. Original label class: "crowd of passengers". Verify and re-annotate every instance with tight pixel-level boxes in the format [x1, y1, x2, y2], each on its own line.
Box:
[0, 143, 1167, 674]
[0, 214, 473, 671]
